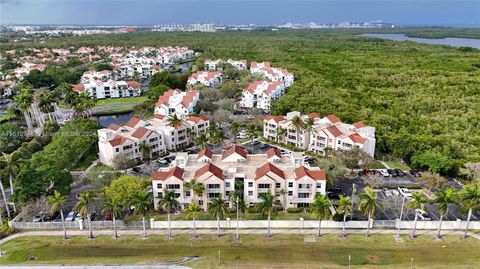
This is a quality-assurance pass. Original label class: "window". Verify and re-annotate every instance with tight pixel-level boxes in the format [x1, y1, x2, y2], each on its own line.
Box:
[225, 182, 230, 188]
[248, 182, 253, 188]
[298, 193, 310, 198]
[208, 193, 220, 198]
[115, 148, 119, 152]
[276, 183, 281, 189]
[288, 182, 293, 188]
[258, 184, 270, 189]
[316, 182, 322, 188]
[173, 193, 180, 198]
[248, 191, 253, 196]
[166, 184, 180, 189]
[288, 191, 293, 196]
[156, 183, 162, 189]
[208, 184, 220, 189]
[185, 191, 191, 197]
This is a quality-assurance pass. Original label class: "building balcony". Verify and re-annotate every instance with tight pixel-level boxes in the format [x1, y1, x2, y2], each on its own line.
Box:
[298, 188, 312, 193]
[290, 197, 312, 203]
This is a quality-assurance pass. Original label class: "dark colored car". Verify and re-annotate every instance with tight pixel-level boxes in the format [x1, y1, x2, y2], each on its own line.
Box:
[132, 167, 141, 173]
[387, 169, 397, 177]
[394, 169, 404, 176]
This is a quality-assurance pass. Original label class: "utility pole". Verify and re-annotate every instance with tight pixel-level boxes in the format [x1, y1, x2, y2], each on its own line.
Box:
[410, 257, 414, 269]
[396, 195, 406, 240]
[236, 196, 240, 242]
[350, 183, 355, 220]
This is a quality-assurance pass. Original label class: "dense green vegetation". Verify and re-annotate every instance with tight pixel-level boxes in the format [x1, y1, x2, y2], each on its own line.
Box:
[3, 29, 479, 177]
[1, 234, 479, 268]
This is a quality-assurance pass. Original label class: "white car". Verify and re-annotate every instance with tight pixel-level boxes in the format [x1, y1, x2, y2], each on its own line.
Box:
[416, 209, 431, 221]
[398, 187, 413, 198]
[65, 211, 77, 221]
[383, 188, 393, 197]
[157, 158, 168, 165]
[379, 169, 390, 177]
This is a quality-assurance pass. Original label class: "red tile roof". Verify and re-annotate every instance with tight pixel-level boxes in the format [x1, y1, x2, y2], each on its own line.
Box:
[194, 163, 224, 180]
[125, 117, 141, 128]
[126, 81, 140, 90]
[326, 125, 343, 138]
[326, 114, 341, 123]
[264, 115, 285, 123]
[255, 162, 285, 180]
[294, 166, 326, 181]
[266, 148, 281, 159]
[152, 166, 184, 181]
[222, 145, 247, 160]
[198, 148, 213, 159]
[188, 115, 206, 124]
[307, 112, 320, 119]
[72, 84, 85, 93]
[181, 90, 199, 107]
[155, 89, 180, 107]
[349, 133, 366, 144]
[107, 123, 120, 131]
[154, 114, 165, 120]
[353, 121, 366, 129]
[131, 126, 150, 139]
[108, 135, 129, 147]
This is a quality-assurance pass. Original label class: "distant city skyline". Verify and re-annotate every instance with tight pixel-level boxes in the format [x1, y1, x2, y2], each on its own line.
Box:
[1, 0, 479, 27]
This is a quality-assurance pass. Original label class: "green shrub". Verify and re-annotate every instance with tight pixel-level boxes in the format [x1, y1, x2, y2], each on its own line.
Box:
[287, 207, 303, 213]
[247, 207, 257, 214]
[0, 220, 15, 237]
[332, 213, 344, 222]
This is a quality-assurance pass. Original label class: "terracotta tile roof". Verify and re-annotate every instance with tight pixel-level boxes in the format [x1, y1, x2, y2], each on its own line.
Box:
[294, 166, 326, 181]
[266, 148, 281, 159]
[198, 115, 209, 121]
[126, 81, 140, 90]
[307, 112, 320, 119]
[353, 121, 366, 129]
[221, 145, 247, 160]
[125, 117, 141, 128]
[198, 148, 213, 159]
[349, 133, 366, 144]
[108, 135, 129, 147]
[255, 162, 285, 180]
[326, 114, 341, 124]
[264, 115, 285, 123]
[72, 84, 85, 93]
[154, 114, 165, 120]
[181, 90, 199, 107]
[107, 123, 120, 131]
[188, 115, 205, 124]
[326, 125, 343, 138]
[131, 126, 150, 139]
[152, 166, 184, 181]
[194, 163, 224, 180]
[155, 89, 180, 107]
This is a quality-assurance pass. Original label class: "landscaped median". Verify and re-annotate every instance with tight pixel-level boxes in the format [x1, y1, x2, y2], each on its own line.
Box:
[1, 234, 479, 268]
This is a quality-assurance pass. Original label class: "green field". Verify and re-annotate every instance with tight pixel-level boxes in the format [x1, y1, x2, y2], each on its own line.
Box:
[1, 234, 479, 268]
[96, 96, 147, 106]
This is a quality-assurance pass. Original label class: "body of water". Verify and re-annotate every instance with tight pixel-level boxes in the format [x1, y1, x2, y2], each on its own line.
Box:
[97, 112, 133, 127]
[361, 34, 480, 49]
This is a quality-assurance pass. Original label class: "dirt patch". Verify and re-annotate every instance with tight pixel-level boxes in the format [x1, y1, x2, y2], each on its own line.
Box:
[365, 255, 380, 263]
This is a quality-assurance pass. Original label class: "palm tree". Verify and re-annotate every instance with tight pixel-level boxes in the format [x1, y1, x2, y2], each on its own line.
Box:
[207, 120, 217, 139]
[14, 88, 34, 132]
[139, 142, 151, 163]
[184, 179, 204, 206]
[255, 192, 277, 237]
[167, 114, 182, 150]
[48, 190, 68, 240]
[210, 129, 227, 146]
[208, 197, 228, 237]
[337, 195, 352, 238]
[194, 133, 208, 149]
[247, 124, 257, 152]
[37, 90, 56, 123]
[276, 127, 286, 144]
[303, 117, 315, 134]
[72, 92, 96, 118]
[358, 187, 383, 237]
[309, 194, 332, 237]
[459, 183, 480, 238]
[407, 191, 429, 238]
[230, 121, 241, 142]
[74, 192, 94, 239]
[185, 202, 201, 238]
[289, 115, 304, 148]
[279, 189, 287, 212]
[102, 197, 123, 239]
[158, 190, 179, 238]
[1, 153, 17, 213]
[132, 190, 152, 238]
[433, 188, 458, 239]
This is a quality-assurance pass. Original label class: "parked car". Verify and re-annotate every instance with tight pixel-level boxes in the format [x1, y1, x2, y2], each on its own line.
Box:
[398, 187, 413, 198]
[394, 169, 404, 176]
[379, 169, 390, 177]
[103, 211, 112, 221]
[392, 190, 400, 196]
[132, 167, 142, 173]
[259, 142, 268, 148]
[387, 169, 397, 177]
[157, 158, 168, 165]
[65, 211, 77, 221]
[416, 209, 431, 221]
[252, 140, 261, 145]
[409, 170, 420, 177]
[32, 211, 48, 222]
[383, 188, 393, 197]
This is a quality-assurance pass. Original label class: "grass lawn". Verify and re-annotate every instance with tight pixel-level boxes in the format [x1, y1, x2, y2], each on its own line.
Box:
[71, 144, 98, 171]
[96, 96, 147, 106]
[1, 234, 479, 268]
[99, 106, 135, 114]
[385, 160, 411, 170]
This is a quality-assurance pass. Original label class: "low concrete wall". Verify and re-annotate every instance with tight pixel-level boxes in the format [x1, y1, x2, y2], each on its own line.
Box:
[10, 220, 146, 230]
[397, 220, 480, 230]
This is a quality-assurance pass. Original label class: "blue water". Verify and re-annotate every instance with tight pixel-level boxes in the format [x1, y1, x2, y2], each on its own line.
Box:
[361, 34, 480, 49]
[97, 113, 132, 127]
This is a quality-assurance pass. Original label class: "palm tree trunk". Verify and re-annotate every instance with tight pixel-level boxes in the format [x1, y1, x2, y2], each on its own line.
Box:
[318, 217, 322, 237]
[192, 216, 196, 238]
[142, 215, 147, 238]
[464, 208, 472, 239]
[23, 111, 33, 132]
[113, 213, 118, 238]
[267, 213, 271, 237]
[168, 213, 172, 238]
[437, 214, 443, 239]
[8, 173, 16, 213]
[60, 208, 67, 240]
[88, 217, 93, 239]
[366, 212, 371, 237]
[342, 212, 347, 238]
[0, 180, 11, 220]
[412, 212, 418, 238]
[217, 216, 220, 237]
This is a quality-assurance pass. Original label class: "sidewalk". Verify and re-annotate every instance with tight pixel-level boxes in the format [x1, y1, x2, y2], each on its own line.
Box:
[2, 228, 479, 244]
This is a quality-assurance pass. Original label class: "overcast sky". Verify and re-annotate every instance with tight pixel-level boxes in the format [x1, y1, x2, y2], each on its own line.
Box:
[1, 0, 479, 26]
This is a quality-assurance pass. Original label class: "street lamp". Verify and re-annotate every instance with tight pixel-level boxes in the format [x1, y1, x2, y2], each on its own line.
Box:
[396, 195, 406, 240]
[350, 183, 355, 220]
[236, 196, 240, 242]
